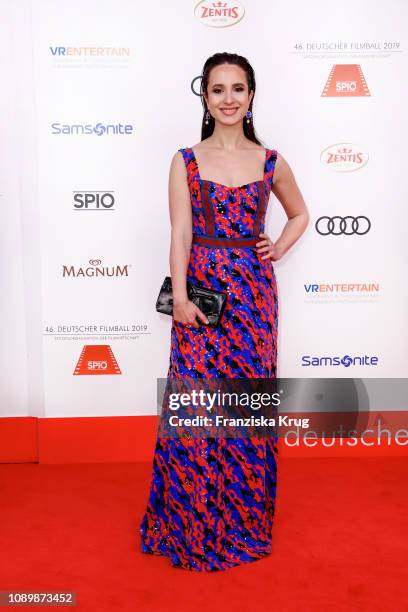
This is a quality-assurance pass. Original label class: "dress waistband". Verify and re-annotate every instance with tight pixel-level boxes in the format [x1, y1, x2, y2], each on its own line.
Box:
[192, 234, 260, 248]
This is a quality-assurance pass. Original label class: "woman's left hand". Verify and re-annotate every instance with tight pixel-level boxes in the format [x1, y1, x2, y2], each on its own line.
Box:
[256, 232, 283, 261]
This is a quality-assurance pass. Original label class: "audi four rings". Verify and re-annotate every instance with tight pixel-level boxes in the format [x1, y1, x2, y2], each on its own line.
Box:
[315, 216, 371, 235]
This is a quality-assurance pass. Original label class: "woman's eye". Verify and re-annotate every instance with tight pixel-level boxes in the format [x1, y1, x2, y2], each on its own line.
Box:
[213, 87, 245, 94]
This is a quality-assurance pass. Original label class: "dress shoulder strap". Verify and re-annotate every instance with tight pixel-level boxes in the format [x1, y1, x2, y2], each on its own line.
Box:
[265, 149, 278, 189]
[178, 147, 199, 184]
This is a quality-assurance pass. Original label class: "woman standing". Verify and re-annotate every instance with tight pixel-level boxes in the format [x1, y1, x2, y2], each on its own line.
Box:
[140, 52, 309, 571]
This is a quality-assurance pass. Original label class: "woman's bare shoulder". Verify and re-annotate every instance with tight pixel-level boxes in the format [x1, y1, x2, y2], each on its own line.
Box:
[190, 141, 206, 152]
[170, 147, 187, 162]
[168, 149, 188, 179]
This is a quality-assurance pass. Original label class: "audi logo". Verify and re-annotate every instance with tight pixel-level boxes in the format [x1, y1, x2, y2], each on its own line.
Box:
[315, 216, 371, 235]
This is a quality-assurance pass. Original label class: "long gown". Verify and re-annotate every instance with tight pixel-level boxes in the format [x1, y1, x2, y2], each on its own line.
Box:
[139, 146, 279, 571]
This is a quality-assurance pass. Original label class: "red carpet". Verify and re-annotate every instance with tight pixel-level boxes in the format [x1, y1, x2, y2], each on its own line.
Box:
[0, 456, 406, 612]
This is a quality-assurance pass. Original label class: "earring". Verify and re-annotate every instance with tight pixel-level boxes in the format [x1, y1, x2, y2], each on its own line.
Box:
[245, 110, 252, 123]
[205, 110, 211, 124]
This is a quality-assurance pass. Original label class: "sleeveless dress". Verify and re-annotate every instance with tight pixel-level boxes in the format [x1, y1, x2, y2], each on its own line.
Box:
[139, 146, 279, 571]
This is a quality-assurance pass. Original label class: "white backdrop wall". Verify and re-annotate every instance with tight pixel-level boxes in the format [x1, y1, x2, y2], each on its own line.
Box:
[1, 0, 407, 418]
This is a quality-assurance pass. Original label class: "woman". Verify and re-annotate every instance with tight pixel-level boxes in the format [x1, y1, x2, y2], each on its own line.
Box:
[140, 52, 309, 571]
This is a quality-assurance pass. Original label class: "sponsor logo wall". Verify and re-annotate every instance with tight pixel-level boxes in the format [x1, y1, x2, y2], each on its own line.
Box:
[1, 0, 407, 418]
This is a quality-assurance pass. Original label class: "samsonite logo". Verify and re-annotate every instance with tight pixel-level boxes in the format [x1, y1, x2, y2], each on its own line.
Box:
[51, 122, 133, 135]
[302, 354, 379, 367]
[320, 143, 369, 172]
[195, 0, 245, 27]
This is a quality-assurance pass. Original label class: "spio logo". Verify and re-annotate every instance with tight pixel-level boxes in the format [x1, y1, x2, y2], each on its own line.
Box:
[74, 345, 121, 375]
[51, 122, 133, 135]
[320, 143, 369, 172]
[321, 64, 370, 97]
[73, 192, 115, 210]
[194, 0, 245, 27]
[315, 216, 371, 236]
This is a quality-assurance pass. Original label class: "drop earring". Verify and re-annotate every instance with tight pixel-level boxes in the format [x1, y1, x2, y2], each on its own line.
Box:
[205, 110, 211, 125]
[245, 110, 252, 124]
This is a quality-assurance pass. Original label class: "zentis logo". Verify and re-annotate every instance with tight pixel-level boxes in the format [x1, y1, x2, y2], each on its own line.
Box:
[320, 143, 369, 172]
[321, 64, 370, 97]
[74, 345, 121, 375]
[194, 0, 245, 27]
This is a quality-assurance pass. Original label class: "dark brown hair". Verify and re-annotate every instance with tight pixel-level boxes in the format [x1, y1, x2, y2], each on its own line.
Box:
[199, 52, 264, 145]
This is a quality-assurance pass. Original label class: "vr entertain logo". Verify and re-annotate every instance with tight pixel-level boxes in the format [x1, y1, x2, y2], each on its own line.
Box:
[304, 283, 379, 294]
[49, 46, 130, 57]
[51, 122, 133, 135]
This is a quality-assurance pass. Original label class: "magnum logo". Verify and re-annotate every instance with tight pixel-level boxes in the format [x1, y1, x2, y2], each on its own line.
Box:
[62, 259, 130, 277]
[74, 345, 122, 375]
[321, 64, 370, 97]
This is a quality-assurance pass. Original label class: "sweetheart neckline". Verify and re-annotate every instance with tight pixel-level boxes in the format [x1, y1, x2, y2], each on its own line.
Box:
[199, 178, 265, 190]
[190, 146, 269, 191]
[198, 178, 265, 189]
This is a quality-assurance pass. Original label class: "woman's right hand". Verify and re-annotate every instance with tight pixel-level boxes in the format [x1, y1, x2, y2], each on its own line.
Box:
[173, 298, 209, 328]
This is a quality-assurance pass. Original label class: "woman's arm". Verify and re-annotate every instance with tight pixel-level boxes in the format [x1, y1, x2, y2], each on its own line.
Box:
[264, 153, 309, 260]
[168, 151, 192, 304]
[168, 152, 209, 327]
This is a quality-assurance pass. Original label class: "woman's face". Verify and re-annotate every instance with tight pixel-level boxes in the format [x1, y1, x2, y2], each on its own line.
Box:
[204, 63, 253, 125]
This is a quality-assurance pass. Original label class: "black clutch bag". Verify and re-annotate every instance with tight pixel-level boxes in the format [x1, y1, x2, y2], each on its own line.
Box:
[156, 276, 228, 327]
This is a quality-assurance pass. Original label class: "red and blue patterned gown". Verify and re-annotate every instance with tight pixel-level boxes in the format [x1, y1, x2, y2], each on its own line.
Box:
[140, 146, 279, 571]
